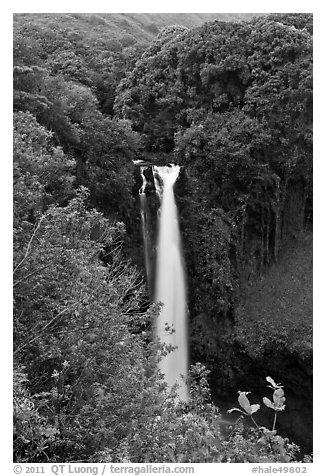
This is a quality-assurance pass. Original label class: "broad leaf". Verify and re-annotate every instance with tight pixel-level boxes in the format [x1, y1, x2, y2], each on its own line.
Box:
[263, 397, 275, 410]
[273, 388, 286, 410]
[266, 376, 277, 387]
[238, 391, 252, 414]
[250, 404, 260, 414]
[266, 376, 283, 390]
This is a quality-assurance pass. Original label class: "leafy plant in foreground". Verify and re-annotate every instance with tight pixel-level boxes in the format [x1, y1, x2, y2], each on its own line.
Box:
[226, 376, 303, 463]
[228, 376, 286, 428]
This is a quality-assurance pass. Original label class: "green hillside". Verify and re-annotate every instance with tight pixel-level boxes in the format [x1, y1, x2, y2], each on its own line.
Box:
[14, 13, 260, 45]
[13, 13, 259, 117]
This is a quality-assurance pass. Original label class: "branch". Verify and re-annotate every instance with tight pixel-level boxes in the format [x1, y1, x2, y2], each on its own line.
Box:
[13, 263, 52, 288]
[13, 215, 45, 275]
[13, 307, 69, 355]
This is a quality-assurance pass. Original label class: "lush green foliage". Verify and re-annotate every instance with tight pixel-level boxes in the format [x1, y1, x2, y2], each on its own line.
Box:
[14, 189, 153, 461]
[14, 348, 306, 463]
[14, 14, 253, 117]
[115, 14, 312, 358]
[14, 111, 75, 219]
[14, 15, 142, 221]
[13, 187, 310, 462]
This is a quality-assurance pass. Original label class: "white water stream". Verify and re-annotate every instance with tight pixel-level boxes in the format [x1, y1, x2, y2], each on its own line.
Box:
[153, 165, 188, 401]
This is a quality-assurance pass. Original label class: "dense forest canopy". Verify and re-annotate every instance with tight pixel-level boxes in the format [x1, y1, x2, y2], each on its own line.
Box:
[13, 13, 312, 463]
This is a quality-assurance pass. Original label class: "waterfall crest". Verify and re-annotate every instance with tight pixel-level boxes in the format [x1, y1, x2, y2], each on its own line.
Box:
[153, 165, 189, 401]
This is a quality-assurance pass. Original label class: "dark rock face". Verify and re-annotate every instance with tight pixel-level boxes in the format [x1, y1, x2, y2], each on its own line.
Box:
[191, 233, 313, 455]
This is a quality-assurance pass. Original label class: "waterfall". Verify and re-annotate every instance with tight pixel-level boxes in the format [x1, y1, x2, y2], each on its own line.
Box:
[153, 165, 189, 401]
[139, 167, 153, 297]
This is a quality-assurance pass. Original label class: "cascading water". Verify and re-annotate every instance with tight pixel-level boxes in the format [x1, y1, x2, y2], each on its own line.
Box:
[139, 167, 153, 298]
[153, 165, 189, 401]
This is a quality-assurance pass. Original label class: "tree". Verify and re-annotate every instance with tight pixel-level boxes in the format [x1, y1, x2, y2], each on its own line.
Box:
[13, 110, 75, 246]
[45, 50, 92, 86]
[14, 189, 153, 460]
